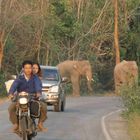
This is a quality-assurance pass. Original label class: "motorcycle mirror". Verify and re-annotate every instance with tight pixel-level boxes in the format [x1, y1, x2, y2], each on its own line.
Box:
[11, 75, 17, 80]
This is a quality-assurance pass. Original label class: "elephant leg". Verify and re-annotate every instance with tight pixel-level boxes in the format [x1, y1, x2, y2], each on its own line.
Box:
[71, 75, 80, 96]
[114, 77, 120, 94]
[114, 73, 122, 94]
[115, 78, 123, 94]
[87, 81, 93, 92]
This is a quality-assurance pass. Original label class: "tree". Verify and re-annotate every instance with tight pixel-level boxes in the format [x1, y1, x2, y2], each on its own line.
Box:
[114, 0, 120, 64]
[0, 31, 4, 70]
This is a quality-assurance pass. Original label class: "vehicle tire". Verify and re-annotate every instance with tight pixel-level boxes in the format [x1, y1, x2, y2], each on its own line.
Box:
[54, 100, 61, 112]
[61, 95, 66, 112]
[20, 116, 28, 140]
[61, 101, 65, 112]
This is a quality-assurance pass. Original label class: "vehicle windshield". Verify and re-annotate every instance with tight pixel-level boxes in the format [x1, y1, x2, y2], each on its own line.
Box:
[41, 68, 59, 81]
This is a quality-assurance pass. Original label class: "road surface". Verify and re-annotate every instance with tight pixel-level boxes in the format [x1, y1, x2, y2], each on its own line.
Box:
[0, 96, 125, 140]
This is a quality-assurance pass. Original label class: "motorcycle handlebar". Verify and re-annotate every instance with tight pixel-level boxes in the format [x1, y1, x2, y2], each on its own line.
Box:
[10, 93, 40, 102]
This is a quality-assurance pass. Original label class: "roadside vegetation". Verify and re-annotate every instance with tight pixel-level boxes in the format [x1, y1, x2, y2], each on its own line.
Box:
[0, 1, 140, 138]
[0, 72, 7, 97]
[121, 86, 140, 140]
[0, 0, 140, 96]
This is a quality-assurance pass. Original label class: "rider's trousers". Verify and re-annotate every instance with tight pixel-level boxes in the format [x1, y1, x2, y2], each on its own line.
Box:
[8, 101, 47, 124]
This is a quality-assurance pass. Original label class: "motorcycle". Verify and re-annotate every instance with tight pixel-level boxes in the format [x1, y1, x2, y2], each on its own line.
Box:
[14, 92, 40, 140]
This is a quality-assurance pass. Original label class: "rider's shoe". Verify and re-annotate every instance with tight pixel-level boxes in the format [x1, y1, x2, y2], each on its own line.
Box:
[37, 122, 48, 132]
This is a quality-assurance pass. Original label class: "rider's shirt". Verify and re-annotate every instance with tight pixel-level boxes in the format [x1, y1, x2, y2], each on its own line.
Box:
[8, 74, 42, 95]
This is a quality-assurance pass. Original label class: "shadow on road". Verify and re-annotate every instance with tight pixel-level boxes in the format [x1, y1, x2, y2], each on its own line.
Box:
[37, 138, 62, 140]
[47, 108, 80, 113]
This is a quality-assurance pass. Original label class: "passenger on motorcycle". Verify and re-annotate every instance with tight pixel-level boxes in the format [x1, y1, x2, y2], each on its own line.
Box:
[32, 62, 42, 79]
[8, 60, 47, 132]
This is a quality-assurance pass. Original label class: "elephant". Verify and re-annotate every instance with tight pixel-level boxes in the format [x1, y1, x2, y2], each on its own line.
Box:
[57, 60, 93, 96]
[114, 60, 138, 94]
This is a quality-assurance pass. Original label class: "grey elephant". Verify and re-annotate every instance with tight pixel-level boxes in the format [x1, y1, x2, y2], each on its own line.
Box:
[114, 60, 138, 94]
[57, 60, 93, 96]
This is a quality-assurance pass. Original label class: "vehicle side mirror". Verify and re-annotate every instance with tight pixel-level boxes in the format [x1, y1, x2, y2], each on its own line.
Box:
[61, 77, 68, 82]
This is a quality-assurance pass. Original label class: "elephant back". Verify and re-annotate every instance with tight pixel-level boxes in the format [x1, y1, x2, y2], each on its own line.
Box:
[57, 60, 76, 77]
[114, 60, 138, 89]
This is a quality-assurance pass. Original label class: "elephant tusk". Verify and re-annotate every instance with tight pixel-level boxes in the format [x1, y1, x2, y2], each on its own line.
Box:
[86, 76, 94, 82]
[91, 78, 94, 82]
[86, 76, 90, 81]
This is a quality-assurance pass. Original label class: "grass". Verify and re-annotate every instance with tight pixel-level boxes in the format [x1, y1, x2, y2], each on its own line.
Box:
[121, 86, 140, 140]
[127, 112, 140, 140]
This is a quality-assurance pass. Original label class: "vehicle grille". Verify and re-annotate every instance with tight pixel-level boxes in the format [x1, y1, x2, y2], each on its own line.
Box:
[42, 86, 50, 92]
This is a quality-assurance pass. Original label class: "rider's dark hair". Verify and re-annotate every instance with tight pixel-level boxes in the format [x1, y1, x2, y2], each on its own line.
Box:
[22, 60, 33, 68]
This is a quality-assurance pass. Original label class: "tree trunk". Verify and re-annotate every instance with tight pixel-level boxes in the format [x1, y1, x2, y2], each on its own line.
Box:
[77, 0, 82, 20]
[122, 0, 127, 26]
[0, 42, 3, 70]
[114, 0, 120, 65]
[0, 31, 4, 71]
[45, 49, 49, 65]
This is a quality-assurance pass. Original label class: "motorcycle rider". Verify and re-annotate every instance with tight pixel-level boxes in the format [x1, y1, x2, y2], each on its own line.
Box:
[8, 60, 47, 132]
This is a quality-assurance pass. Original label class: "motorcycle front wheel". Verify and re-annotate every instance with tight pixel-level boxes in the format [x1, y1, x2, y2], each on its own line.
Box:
[20, 116, 32, 140]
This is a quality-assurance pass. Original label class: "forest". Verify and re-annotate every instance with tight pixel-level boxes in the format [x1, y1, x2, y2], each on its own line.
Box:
[0, 0, 140, 94]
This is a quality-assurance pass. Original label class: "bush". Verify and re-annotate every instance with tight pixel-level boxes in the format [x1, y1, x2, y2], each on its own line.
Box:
[0, 72, 7, 97]
[121, 86, 140, 113]
[63, 83, 73, 96]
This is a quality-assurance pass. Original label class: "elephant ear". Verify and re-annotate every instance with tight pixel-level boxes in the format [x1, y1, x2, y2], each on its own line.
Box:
[121, 61, 137, 77]
[121, 61, 129, 73]
[73, 64, 81, 74]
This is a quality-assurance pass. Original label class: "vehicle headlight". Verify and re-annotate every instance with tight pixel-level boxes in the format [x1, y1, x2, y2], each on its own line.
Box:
[19, 98, 28, 105]
[49, 86, 59, 93]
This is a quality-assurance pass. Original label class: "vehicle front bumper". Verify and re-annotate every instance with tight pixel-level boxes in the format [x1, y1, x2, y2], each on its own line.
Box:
[42, 92, 59, 104]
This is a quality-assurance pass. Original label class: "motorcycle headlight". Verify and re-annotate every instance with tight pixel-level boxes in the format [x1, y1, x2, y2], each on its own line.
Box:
[49, 86, 59, 93]
[19, 98, 28, 105]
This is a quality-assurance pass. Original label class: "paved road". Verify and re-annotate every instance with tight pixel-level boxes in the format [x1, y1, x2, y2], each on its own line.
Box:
[0, 96, 123, 140]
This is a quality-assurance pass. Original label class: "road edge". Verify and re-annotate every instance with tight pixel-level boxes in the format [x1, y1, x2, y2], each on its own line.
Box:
[0, 97, 8, 105]
[101, 109, 122, 140]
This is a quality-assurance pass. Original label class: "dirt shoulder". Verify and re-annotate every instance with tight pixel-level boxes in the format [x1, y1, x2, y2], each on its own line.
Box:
[127, 112, 140, 140]
[0, 97, 8, 105]
[105, 110, 130, 140]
